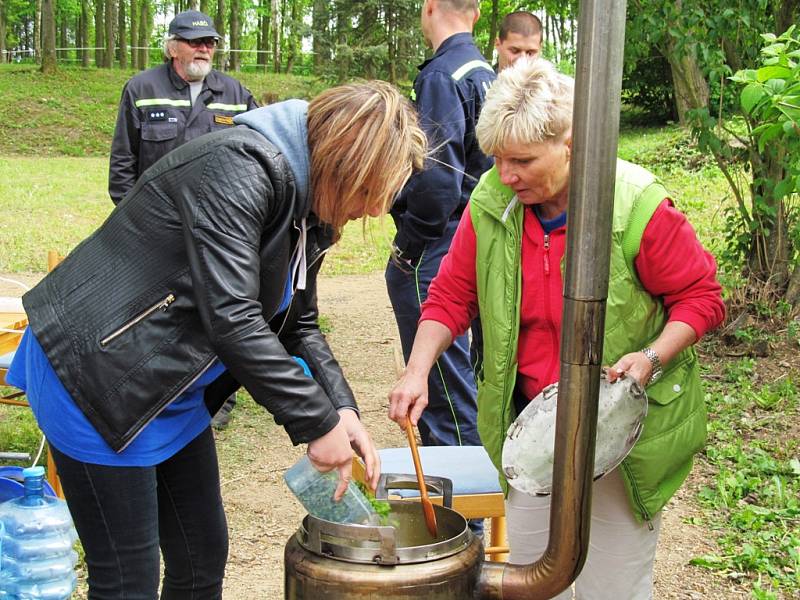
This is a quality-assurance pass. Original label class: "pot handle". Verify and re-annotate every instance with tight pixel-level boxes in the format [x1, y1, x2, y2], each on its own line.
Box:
[375, 473, 454, 508]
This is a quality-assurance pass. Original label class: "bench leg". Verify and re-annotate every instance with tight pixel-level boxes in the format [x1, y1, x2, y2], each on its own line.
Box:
[486, 516, 509, 562]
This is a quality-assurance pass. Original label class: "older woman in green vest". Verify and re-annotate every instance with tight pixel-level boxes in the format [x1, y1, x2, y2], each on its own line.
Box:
[388, 58, 725, 599]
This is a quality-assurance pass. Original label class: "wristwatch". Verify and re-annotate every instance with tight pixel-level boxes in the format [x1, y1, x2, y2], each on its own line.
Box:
[640, 347, 663, 385]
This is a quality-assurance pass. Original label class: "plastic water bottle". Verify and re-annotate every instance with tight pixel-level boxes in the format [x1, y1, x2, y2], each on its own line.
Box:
[0, 467, 78, 599]
[284, 456, 376, 524]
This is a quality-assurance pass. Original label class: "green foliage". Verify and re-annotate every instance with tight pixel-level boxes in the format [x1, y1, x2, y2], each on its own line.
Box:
[696, 373, 800, 596]
[690, 26, 800, 295]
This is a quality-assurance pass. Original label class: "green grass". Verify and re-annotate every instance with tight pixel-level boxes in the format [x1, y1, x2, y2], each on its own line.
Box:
[690, 359, 800, 598]
[0, 157, 112, 271]
[0, 64, 325, 156]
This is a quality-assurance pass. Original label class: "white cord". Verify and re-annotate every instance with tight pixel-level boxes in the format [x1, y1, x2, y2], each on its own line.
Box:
[0, 276, 31, 291]
[31, 435, 46, 467]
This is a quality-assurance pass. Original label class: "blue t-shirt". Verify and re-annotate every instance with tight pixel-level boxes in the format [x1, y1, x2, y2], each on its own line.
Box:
[7, 329, 226, 466]
[533, 205, 567, 233]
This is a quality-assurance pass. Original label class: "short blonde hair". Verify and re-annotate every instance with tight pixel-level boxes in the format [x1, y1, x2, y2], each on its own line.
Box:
[308, 81, 426, 236]
[476, 58, 574, 156]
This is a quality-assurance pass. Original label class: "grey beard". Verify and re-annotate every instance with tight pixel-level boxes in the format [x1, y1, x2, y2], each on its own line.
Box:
[184, 60, 211, 81]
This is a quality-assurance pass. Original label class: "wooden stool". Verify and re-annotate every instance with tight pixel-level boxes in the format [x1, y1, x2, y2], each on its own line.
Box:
[354, 445, 508, 561]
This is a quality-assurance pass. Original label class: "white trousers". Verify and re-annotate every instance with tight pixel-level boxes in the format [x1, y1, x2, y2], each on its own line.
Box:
[505, 469, 662, 600]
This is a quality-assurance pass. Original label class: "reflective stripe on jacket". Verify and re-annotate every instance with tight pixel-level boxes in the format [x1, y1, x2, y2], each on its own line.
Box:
[470, 159, 707, 521]
[109, 62, 258, 204]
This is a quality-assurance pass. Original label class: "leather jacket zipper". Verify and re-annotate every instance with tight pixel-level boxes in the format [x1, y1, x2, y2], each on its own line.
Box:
[100, 294, 176, 347]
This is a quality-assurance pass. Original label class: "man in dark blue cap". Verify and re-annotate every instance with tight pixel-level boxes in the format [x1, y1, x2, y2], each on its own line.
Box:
[109, 9, 257, 205]
[109, 9, 257, 428]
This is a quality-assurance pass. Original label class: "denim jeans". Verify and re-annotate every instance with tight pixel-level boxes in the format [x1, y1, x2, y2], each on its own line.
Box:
[50, 428, 228, 599]
[385, 220, 480, 449]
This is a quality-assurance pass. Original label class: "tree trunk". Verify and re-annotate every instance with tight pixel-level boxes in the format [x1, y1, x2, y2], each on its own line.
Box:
[199, 0, 209, 14]
[94, 0, 104, 66]
[270, 0, 279, 72]
[104, 0, 115, 67]
[258, 0, 269, 71]
[311, 0, 327, 74]
[229, 0, 239, 70]
[137, 0, 149, 68]
[40, 0, 56, 72]
[483, 0, 499, 60]
[334, 2, 348, 81]
[0, 0, 7, 64]
[386, 1, 395, 82]
[57, 7, 66, 59]
[118, 0, 127, 68]
[35, 0, 41, 62]
[286, 0, 301, 74]
[214, 0, 225, 70]
[79, 0, 88, 66]
[748, 151, 790, 289]
[775, 0, 800, 35]
[664, 45, 710, 125]
[129, 0, 138, 69]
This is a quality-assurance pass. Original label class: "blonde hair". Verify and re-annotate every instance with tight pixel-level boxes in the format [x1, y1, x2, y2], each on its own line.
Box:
[476, 58, 574, 156]
[307, 81, 426, 236]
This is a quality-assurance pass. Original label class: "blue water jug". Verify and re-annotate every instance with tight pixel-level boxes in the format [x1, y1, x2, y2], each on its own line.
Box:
[0, 467, 78, 599]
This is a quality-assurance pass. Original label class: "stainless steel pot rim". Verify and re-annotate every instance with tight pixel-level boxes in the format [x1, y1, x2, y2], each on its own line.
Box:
[296, 502, 473, 565]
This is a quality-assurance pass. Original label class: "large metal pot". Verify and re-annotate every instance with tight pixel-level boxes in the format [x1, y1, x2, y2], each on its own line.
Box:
[285, 475, 483, 599]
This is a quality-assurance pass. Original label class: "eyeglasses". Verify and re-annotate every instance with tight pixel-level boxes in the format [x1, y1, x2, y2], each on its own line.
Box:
[179, 37, 218, 49]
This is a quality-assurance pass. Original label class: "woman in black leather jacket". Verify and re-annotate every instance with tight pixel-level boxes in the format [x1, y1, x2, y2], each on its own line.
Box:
[8, 80, 426, 599]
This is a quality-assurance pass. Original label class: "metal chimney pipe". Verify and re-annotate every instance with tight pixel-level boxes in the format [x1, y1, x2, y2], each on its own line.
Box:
[476, 0, 628, 598]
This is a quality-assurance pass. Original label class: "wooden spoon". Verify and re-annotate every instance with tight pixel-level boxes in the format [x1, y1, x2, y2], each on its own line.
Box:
[405, 419, 438, 537]
[392, 341, 438, 537]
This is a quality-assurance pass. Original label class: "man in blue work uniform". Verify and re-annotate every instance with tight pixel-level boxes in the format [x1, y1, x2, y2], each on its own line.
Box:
[109, 10, 257, 428]
[386, 0, 494, 452]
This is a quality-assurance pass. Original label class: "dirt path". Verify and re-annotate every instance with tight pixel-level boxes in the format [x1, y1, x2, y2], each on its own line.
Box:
[2, 271, 754, 598]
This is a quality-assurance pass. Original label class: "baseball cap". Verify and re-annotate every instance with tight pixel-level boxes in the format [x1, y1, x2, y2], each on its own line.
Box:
[168, 10, 220, 40]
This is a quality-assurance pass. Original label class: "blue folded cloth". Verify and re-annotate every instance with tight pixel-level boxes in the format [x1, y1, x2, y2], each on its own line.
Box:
[379, 445, 501, 498]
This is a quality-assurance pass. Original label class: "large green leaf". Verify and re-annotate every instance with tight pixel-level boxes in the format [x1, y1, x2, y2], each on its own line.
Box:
[757, 65, 794, 82]
[741, 83, 766, 114]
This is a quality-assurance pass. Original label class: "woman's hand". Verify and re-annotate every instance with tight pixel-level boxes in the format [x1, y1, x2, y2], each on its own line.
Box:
[338, 408, 381, 492]
[387, 320, 453, 429]
[306, 419, 356, 501]
[606, 352, 652, 387]
[388, 369, 430, 429]
[607, 321, 698, 387]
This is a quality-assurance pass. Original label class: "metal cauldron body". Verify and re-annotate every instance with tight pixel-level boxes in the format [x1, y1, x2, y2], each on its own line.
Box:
[285, 475, 484, 599]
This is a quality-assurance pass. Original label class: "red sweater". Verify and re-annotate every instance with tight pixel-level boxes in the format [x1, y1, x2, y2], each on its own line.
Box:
[421, 200, 726, 400]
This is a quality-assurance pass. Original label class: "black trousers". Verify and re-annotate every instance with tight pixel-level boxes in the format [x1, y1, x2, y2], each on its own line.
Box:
[51, 428, 228, 599]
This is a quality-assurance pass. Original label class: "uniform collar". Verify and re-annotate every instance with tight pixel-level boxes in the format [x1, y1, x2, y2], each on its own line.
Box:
[418, 31, 475, 71]
[166, 60, 223, 93]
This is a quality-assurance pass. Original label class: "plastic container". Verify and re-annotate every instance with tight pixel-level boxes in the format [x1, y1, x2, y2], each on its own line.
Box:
[284, 456, 376, 525]
[0, 467, 78, 599]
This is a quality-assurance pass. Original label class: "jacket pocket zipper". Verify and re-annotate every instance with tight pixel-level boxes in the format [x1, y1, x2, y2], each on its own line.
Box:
[100, 294, 176, 347]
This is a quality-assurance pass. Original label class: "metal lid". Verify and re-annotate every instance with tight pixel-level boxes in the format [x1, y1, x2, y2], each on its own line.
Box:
[295, 501, 473, 565]
[502, 374, 647, 495]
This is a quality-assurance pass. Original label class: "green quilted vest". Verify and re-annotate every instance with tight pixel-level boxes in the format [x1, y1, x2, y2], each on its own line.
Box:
[470, 159, 707, 522]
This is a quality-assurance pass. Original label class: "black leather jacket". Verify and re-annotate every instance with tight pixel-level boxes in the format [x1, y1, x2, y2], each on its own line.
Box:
[23, 126, 355, 452]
